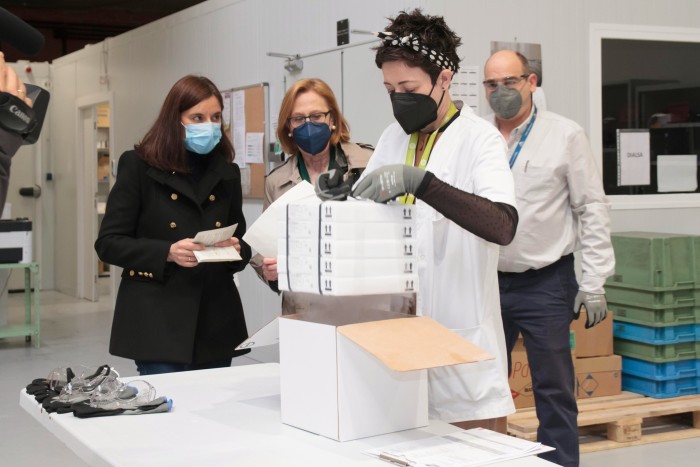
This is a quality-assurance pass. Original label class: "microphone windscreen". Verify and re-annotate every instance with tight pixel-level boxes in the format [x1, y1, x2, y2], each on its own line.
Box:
[0, 7, 45, 56]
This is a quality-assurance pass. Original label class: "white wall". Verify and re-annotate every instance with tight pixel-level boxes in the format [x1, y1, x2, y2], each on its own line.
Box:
[46, 0, 700, 358]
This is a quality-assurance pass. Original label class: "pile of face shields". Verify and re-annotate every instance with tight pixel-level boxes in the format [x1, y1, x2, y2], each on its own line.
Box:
[25, 365, 172, 418]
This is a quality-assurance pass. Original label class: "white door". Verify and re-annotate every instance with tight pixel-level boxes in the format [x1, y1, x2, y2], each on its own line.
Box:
[78, 106, 99, 301]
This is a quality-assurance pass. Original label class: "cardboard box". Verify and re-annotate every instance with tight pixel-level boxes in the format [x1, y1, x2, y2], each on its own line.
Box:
[97, 154, 110, 181]
[574, 354, 622, 399]
[508, 339, 621, 409]
[508, 339, 535, 409]
[570, 312, 614, 357]
[240, 310, 494, 441]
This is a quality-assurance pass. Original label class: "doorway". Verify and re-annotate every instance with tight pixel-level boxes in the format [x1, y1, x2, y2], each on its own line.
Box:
[76, 94, 113, 303]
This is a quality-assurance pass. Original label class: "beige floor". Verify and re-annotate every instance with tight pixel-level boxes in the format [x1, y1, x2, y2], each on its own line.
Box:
[1, 279, 698, 466]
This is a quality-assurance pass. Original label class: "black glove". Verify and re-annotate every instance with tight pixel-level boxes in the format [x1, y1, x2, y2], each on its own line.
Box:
[72, 396, 172, 418]
[26, 379, 58, 403]
[315, 168, 352, 201]
[351, 164, 426, 203]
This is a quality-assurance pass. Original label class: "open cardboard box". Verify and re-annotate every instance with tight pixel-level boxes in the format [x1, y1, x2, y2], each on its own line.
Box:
[237, 309, 493, 441]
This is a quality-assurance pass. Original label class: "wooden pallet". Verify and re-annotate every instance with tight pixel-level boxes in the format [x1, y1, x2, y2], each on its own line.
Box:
[508, 392, 700, 452]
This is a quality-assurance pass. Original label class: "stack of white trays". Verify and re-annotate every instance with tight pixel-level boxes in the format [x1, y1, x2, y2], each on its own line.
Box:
[278, 198, 418, 296]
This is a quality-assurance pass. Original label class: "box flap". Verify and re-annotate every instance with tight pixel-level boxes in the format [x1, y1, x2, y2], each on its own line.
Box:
[235, 317, 279, 350]
[337, 316, 494, 372]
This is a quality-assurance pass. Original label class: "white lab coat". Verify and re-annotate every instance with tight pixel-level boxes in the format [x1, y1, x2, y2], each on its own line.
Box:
[361, 108, 517, 421]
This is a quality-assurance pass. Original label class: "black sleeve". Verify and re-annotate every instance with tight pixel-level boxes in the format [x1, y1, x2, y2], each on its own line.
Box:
[414, 171, 518, 246]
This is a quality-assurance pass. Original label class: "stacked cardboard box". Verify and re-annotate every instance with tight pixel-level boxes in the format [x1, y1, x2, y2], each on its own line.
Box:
[608, 232, 700, 398]
[509, 312, 620, 409]
[278, 198, 418, 295]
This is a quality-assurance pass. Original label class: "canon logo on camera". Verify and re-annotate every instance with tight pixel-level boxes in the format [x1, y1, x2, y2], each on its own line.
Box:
[9, 104, 31, 124]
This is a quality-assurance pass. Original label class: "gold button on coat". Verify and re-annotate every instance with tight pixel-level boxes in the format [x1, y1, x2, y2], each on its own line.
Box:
[169, 222, 177, 229]
[209, 194, 216, 202]
[171, 193, 178, 200]
[215, 221, 222, 228]
[129, 270, 135, 276]
[138, 272, 143, 276]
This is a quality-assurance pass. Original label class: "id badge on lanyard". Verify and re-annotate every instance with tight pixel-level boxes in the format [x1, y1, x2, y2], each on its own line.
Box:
[508, 106, 538, 169]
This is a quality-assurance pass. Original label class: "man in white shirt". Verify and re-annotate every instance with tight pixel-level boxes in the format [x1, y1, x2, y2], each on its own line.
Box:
[483, 50, 615, 467]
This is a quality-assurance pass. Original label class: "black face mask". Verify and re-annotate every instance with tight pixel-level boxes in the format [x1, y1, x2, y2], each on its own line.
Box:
[390, 84, 444, 134]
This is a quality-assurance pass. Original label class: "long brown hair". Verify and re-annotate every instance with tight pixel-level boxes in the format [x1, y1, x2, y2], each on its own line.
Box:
[277, 78, 350, 155]
[136, 75, 234, 172]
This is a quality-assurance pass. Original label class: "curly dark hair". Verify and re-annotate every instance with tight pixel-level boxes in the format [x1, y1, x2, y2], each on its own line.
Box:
[375, 9, 462, 83]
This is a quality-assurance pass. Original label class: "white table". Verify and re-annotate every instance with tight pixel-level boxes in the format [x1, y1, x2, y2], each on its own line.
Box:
[21, 363, 558, 466]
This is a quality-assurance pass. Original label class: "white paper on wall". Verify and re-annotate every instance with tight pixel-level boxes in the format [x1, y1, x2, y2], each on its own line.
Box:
[617, 130, 650, 186]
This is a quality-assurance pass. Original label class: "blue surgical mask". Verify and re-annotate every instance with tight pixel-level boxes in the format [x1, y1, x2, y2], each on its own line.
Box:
[183, 122, 222, 154]
[292, 121, 331, 156]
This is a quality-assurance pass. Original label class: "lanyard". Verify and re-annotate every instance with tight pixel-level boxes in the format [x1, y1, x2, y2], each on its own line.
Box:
[400, 102, 459, 205]
[508, 106, 537, 169]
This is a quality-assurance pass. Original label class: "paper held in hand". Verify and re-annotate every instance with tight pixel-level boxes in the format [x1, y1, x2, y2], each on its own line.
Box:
[242, 181, 316, 258]
[192, 223, 241, 262]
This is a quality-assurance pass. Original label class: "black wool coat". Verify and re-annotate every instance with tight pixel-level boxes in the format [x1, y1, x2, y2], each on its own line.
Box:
[95, 150, 252, 364]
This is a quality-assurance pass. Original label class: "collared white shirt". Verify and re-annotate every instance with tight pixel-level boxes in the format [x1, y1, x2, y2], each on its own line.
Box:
[486, 107, 615, 294]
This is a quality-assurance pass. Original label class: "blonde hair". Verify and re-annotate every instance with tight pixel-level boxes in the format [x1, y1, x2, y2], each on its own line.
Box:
[277, 78, 350, 154]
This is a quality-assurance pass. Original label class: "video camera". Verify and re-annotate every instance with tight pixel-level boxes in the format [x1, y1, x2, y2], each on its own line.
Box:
[0, 85, 50, 145]
[0, 7, 50, 145]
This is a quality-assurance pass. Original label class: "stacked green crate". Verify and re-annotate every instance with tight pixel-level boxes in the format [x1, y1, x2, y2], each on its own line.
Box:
[607, 232, 700, 398]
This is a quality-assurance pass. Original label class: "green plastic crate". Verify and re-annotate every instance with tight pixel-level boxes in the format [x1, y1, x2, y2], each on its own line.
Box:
[610, 300, 700, 327]
[614, 338, 700, 362]
[606, 281, 699, 307]
[608, 232, 700, 288]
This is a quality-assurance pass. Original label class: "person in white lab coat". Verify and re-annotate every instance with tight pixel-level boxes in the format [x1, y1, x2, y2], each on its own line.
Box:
[349, 9, 518, 433]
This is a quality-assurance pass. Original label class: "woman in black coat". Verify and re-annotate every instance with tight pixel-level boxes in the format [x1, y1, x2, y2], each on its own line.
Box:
[95, 75, 251, 375]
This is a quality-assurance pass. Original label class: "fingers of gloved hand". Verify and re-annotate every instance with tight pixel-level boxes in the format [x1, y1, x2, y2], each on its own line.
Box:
[402, 165, 427, 194]
[580, 293, 607, 329]
[315, 169, 351, 200]
[316, 169, 343, 190]
[351, 165, 405, 203]
[585, 307, 607, 329]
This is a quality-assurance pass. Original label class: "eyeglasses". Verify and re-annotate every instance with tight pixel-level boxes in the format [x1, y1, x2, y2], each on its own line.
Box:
[287, 111, 331, 127]
[482, 74, 531, 91]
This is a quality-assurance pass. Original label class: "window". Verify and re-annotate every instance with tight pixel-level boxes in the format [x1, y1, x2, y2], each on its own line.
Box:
[590, 25, 700, 207]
